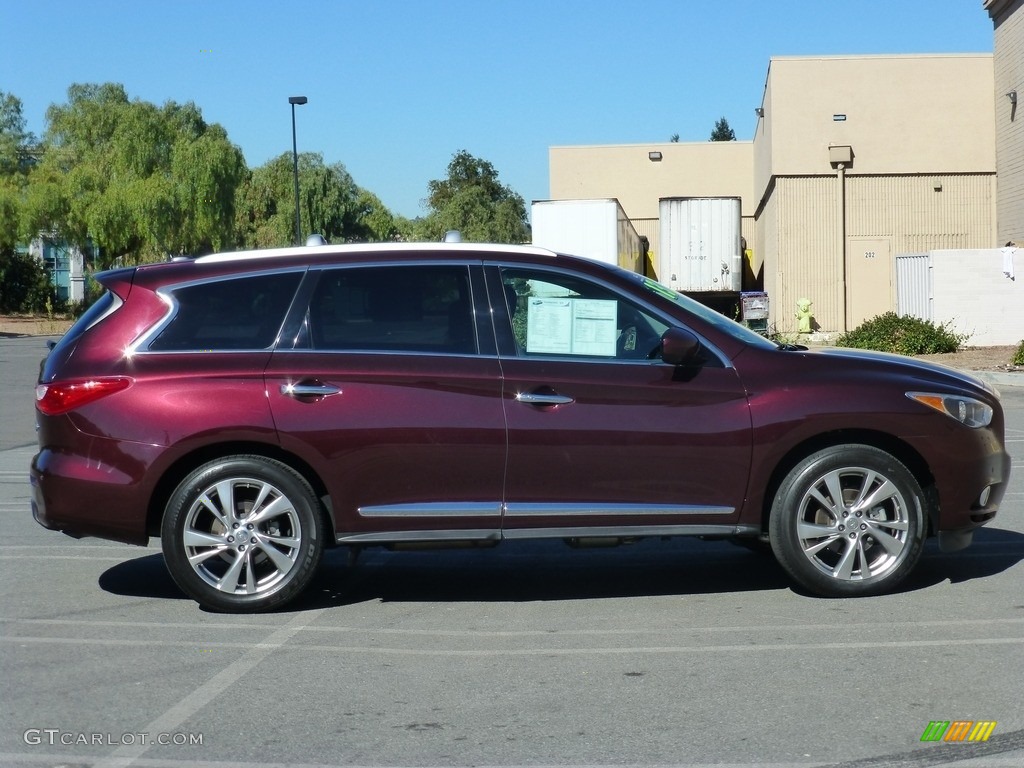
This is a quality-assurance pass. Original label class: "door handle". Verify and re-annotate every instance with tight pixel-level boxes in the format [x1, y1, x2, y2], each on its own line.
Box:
[280, 382, 342, 398]
[515, 391, 574, 406]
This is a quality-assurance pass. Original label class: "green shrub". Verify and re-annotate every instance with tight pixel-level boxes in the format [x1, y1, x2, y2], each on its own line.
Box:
[0, 248, 57, 314]
[1013, 340, 1024, 367]
[835, 312, 969, 356]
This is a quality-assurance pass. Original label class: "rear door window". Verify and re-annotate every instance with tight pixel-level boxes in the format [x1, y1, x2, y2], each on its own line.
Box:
[308, 265, 476, 354]
[149, 272, 302, 351]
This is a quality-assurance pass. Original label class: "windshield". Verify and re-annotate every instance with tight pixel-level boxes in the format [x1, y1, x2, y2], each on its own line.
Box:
[636, 276, 778, 350]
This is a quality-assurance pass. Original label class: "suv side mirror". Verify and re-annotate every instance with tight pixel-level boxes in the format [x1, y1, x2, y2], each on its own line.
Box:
[660, 327, 701, 366]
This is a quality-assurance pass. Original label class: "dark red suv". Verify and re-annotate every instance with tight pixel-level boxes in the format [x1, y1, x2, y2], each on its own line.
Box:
[30, 242, 1011, 611]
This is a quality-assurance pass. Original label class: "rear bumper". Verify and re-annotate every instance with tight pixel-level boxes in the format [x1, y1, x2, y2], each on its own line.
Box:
[30, 446, 156, 546]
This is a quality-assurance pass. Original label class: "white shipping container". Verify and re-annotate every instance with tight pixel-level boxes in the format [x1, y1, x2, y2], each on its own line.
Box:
[659, 197, 742, 292]
[531, 199, 646, 274]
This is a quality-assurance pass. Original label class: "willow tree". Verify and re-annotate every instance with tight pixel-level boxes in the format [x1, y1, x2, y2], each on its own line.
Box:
[234, 152, 382, 248]
[0, 90, 34, 250]
[0, 90, 53, 312]
[24, 83, 246, 267]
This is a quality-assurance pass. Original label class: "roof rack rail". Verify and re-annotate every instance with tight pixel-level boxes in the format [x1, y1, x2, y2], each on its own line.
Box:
[195, 241, 559, 264]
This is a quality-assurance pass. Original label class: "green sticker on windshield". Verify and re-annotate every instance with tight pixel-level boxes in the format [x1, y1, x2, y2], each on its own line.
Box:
[643, 277, 678, 301]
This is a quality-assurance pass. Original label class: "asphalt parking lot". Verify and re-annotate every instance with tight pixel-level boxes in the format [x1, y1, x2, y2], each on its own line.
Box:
[1, 335, 1022, 768]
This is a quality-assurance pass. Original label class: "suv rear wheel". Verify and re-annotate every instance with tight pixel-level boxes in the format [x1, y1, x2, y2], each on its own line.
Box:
[769, 445, 925, 597]
[161, 456, 323, 612]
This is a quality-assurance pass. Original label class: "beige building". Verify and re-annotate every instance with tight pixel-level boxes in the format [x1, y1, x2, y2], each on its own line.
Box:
[549, 141, 755, 261]
[986, 0, 1024, 245]
[755, 54, 995, 332]
[549, 53, 1009, 333]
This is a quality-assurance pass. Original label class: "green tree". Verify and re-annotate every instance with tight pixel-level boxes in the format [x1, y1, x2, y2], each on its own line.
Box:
[0, 91, 35, 176]
[351, 189, 399, 242]
[419, 150, 529, 243]
[0, 91, 44, 313]
[234, 152, 373, 247]
[710, 117, 736, 141]
[24, 83, 246, 267]
[393, 214, 425, 242]
[0, 91, 35, 250]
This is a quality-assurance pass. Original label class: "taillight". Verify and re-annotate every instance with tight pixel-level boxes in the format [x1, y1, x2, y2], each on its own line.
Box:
[35, 377, 133, 416]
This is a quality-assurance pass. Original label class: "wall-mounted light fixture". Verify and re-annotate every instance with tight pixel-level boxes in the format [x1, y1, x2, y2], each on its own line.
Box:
[648, 151, 663, 162]
[828, 145, 853, 168]
[1007, 90, 1018, 105]
[833, 114, 847, 122]
[754, 107, 764, 117]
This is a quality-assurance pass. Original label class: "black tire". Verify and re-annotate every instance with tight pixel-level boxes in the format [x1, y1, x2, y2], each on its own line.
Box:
[768, 445, 925, 597]
[161, 456, 324, 612]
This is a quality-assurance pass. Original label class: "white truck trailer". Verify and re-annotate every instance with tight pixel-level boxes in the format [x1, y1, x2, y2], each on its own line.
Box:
[658, 197, 742, 293]
[531, 199, 648, 276]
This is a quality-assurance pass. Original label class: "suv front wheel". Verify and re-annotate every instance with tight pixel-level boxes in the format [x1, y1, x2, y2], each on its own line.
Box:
[162, 456, 324, 612]
[769, 445, 926, 597]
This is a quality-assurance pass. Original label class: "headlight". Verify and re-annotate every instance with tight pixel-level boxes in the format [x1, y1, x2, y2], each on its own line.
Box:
[906, 392, 993, 428]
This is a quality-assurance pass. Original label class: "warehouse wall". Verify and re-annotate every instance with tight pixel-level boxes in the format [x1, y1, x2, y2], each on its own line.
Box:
[549, 142, 754, 257]
[549, 55, 1001, 333]
[754, 55, 997, 332]
[988, 0, 1024, 243]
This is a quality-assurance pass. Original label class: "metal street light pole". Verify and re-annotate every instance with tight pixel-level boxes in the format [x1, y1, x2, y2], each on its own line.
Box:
[288, 96, 308, 246]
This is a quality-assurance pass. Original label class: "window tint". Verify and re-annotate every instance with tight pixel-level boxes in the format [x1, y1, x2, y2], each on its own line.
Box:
[501, 268, 668, 360]
[149, 272, 302, 351]
[309, 265, 476, 354]
[52, 290, 119, 355]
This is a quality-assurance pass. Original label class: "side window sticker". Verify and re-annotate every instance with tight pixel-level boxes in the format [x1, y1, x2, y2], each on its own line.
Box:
[526, 297, 617, 357]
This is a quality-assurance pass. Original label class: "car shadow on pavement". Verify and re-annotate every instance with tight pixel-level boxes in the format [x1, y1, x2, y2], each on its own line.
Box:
[95, 528, 1024, 610]
[899, 527, 1024, 591]
[97, 551, 190, 600]
[298, 544, 791, 608]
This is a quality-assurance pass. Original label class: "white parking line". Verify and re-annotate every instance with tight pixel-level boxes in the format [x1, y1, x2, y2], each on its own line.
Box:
[3, 632, 1023, 657]
[90, 608, 326, 768]
[0, 555, 132, 561]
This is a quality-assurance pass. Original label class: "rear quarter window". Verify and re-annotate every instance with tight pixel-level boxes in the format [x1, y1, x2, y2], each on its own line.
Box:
[41, 290, 123, 382]
[148, 272, 302, 351]
[52, 290, 120, 353]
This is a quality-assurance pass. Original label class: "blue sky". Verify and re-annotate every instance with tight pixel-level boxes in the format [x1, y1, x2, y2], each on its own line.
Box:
[1, 0, 995, 220]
